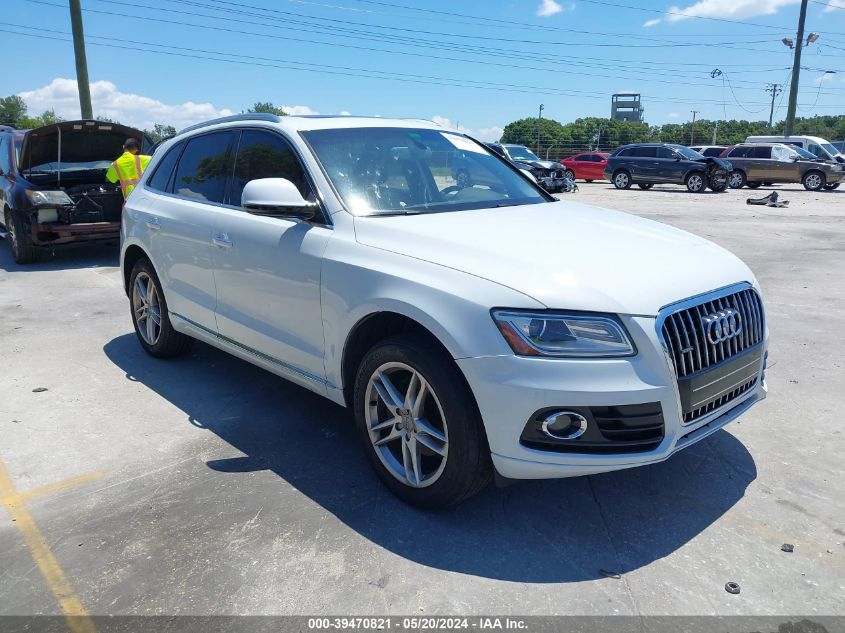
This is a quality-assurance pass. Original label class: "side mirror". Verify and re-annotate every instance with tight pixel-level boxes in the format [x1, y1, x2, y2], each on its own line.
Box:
[241, 178, 317, 220]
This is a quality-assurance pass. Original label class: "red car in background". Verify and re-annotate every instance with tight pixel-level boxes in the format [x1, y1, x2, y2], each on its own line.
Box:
[560, 152, 610, 182]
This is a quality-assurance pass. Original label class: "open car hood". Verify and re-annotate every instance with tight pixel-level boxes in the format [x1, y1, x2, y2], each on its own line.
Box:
[19, 120, 149, 172]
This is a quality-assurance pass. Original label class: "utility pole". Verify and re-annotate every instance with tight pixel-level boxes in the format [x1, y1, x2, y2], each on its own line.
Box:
[537, 104, 544, 155]
[765, 83, 783, 130]
[68, 0, 93, 119]
[690, 110, 699, 145]
[784, 0, 808, 136]
[712, 120, 719, 145]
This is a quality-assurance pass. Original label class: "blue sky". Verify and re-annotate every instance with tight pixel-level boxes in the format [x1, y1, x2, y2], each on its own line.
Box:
[3, 0, 845, 139]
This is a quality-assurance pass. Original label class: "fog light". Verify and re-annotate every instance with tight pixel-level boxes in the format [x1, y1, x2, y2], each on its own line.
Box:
[541, 411, 588, 440]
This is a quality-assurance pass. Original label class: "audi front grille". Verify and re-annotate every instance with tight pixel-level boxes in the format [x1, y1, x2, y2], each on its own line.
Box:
[660, 286, 765, 424]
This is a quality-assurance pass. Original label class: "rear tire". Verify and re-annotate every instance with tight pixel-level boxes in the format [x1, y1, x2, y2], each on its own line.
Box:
[353, 333, 493, 508]
[585, 179, 594, 183]
[802, 170, 825, 191]
[612, 170, 632, 190]
[728, 170, 746, 189]
[4, 208, 39, 264]
[746, 182, 762, 189]
[637, 183, 653, 190]
[685, 171, 708, 193]
[824, 183, 840, 191]
[129, 258, 194, 358]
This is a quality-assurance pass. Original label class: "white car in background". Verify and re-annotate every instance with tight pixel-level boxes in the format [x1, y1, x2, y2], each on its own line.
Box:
[120, 114, 768, 508]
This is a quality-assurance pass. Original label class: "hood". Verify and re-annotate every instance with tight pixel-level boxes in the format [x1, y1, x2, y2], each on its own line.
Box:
[19, 120, 148, 172]
[514, 159, 560, 171]
[354, 202, 753, 316]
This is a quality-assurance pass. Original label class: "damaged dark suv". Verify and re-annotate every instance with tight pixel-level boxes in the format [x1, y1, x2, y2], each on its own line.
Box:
[0, 120, 150, 263]
[605, 143, 730, 193]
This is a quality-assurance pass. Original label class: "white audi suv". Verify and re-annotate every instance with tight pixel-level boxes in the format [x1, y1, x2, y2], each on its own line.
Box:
[120, 114, 768, 507]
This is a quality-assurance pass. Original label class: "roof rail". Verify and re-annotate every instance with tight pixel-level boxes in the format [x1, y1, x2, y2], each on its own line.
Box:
[177, 113, 281, 136]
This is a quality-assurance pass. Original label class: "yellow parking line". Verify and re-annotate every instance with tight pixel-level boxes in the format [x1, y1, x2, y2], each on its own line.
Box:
[0, 462, 97, 633]
[1, 470, 104, 505]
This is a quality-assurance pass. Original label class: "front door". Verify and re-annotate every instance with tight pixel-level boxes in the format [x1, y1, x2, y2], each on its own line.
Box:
[211, 128, 332, 386]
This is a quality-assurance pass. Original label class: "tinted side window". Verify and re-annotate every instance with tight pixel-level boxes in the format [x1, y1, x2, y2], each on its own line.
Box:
[655, 147, 676, 159]
[728, 147, 749, 158]
[808, 144, 825, 158]
[751, 146, 771, 159]
[173, 132, 236, 203]
[147, 141, 184, 193]
[230, 130, 312, 206]
[704, 148, 721, 157]
[616, 148, 633, 157]
[633, 146, 657, 158]
[0, 136, 10, 174]
[573, 155, 589, 162]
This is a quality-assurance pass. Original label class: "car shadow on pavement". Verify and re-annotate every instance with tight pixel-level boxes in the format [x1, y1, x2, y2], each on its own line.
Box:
[0, 240, 119, 272]
[103, 333, 757, 584]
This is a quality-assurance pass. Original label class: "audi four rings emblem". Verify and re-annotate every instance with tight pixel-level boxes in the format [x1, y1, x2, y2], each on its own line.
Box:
[701, 308, 743, 344]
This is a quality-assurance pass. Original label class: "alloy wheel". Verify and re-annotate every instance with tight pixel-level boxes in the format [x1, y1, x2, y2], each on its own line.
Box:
[688, 174, 704, 192]
[564, 169, 575, 180]
[805, 173, 822, 190]
[132, 272, 162, 346]
[6, 213, 18, 254]
[365, 362, 449, 488]
[614, 172, 629, 188]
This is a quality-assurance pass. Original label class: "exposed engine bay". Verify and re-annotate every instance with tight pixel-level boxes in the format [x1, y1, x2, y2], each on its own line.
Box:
[55, 182, 124, 224]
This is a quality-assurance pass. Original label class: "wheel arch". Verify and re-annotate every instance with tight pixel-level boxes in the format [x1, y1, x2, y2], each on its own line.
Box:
[340, 310, 457, 408]
[122, 243, 152, 297]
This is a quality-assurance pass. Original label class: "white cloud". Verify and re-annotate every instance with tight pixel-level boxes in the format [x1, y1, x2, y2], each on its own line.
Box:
[813, 72, 836, 84]
[281, 104, 319, 116]
[662, 0, 799, 23]
[643, 18, 662, 26]
[18, 78, 233, 131]
[668, 112, 681, 119]
[340, 111, 352, 116]
[536, 0, 563, 16]
[824, 0, 845, 10]
[431, 116, 504, 142]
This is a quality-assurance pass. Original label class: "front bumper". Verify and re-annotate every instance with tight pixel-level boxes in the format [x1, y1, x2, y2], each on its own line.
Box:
[457, 315, 768, 480]
[32, 221, 121, 246]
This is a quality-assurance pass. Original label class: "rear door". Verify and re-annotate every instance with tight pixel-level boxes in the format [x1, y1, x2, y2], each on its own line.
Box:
[629, 146, 657, 179]
[143, 130, 236, 333]
[211, 128, 332, 386]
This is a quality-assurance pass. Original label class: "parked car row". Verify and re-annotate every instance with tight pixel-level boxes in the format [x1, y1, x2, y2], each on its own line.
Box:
[554, 133, 844, 194]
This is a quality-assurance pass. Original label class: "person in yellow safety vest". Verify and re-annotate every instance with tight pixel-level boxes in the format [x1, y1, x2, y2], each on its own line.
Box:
[106, 138, 151, 199]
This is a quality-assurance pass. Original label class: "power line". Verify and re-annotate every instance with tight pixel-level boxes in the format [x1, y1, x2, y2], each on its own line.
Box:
[5, 26, 842, 112]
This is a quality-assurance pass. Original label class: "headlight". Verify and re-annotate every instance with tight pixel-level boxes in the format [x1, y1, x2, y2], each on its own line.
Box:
[492, 310, 636, 357]
[25, 190, 73, 207]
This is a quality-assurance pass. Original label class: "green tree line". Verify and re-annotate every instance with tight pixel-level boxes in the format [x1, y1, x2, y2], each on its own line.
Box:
[500, 114, 845, 159]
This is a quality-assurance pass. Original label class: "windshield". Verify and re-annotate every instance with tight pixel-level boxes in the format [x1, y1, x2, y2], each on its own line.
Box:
[302, 128, 548, 216]
[674, 146, 706, 160]
[820, 142, 840, 157]
[792, 146, 817, 160]
[505, 146, 540, 161]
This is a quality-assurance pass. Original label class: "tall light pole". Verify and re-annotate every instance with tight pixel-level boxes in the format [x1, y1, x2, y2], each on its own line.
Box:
[784, 0, 809, 136]
[765, 83, 783, 130]
[68, 0, 93, 119]
[690, 110, 699, 145]
[537, 104, 544, 155]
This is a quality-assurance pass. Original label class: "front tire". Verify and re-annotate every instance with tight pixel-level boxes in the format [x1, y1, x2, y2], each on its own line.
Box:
[353, 334, 492, 508]
[637, 183, 653, 190]
[802, 170, 825, 191]
[824, 183, 840, 190]
[728, 170, 746, 189]
[685, 171, 708, 193]
[612, 170, 632, 189]
[563, 169, 575, 181]
[129, 258, 194, 358]
[746, 182, 762, 189]
[4, 208, 39, 264]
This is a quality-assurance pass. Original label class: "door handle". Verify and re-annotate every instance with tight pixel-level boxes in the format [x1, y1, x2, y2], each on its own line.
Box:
[212, 232, 233, 248]
[145, 216, 161, 230]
